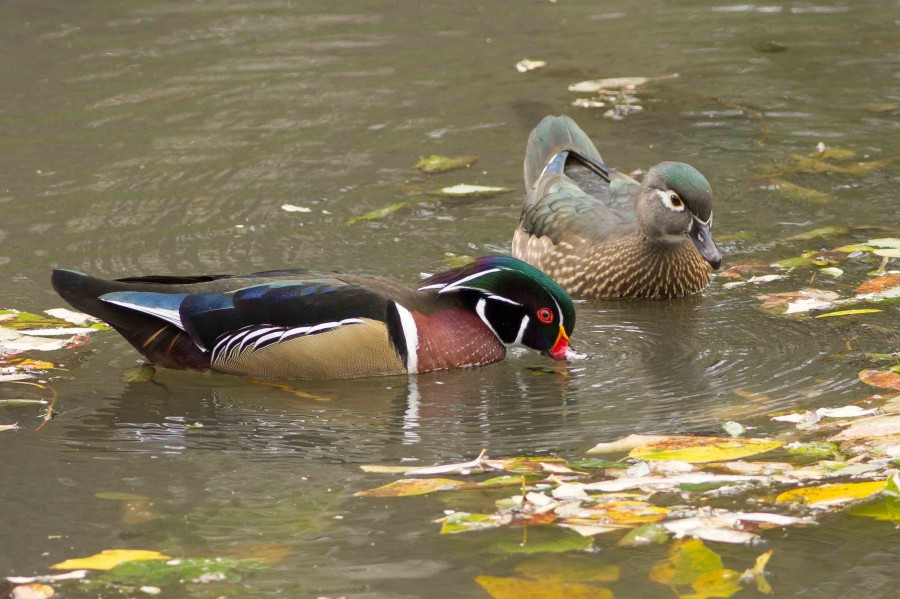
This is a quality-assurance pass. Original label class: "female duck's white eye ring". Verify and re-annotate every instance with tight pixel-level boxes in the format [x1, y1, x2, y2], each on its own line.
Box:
[658, 190, 685, 212]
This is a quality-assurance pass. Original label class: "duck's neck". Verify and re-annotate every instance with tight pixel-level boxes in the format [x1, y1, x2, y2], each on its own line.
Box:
[563, 234, 712, 299]
[406, 307, 506, 374]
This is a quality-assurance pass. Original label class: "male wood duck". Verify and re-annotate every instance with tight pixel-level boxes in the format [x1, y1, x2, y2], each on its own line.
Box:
[51, 256, 577, 380]
[512, 115, 722, 299]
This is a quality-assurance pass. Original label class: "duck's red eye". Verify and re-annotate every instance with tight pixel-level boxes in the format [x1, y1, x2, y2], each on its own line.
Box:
[536, 307, 553, 323]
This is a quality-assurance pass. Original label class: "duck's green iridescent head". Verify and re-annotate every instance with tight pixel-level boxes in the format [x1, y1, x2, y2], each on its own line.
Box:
[419, 255, 577, 359]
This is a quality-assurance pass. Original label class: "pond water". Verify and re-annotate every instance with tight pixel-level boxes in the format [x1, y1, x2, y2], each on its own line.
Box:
[1, 0, 898, 596]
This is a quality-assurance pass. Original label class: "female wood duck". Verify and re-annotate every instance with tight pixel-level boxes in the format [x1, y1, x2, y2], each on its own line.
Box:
[51, 256, 577, 380]
[512, 115, 722, 299]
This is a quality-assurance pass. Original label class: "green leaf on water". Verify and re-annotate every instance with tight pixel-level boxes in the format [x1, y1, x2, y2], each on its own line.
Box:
[779, 226, 848, 243]
[768, 179, 834, 204]
[771, 255, 816, 269]
[786, 442, 841, 460]
[439, 512, 508, 535]
[415, 155, 477, 174]
[122, 365, 156, 383]
[99, 556, 266, 586]
[0, 399, 47, 408]
[493, 529, 593, 554]
[345, 201, 409, 224]
[617, 523, 669, 547]
[0, 310, 73, 330]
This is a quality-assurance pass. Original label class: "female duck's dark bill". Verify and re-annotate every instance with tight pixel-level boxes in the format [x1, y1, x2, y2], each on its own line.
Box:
[689, 216, 722, 270]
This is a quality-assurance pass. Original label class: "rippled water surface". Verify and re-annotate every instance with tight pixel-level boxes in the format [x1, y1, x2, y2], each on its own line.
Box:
[1, 1, 898, 597]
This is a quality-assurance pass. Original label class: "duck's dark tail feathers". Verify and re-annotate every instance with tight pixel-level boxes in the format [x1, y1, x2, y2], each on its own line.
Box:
[523, 115, 604, 190]
[51, 269, 210, 371]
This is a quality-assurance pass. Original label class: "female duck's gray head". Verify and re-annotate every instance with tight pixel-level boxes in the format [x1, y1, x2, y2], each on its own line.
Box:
[636, 161, 721, 270]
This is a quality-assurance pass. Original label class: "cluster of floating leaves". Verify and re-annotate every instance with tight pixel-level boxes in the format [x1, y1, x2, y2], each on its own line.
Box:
[0, 308, 110, 432]
[568, 74, 678, 121]
[357, 372, 900, 597]
[3, 549, 268, 598]
[756, 143, 898, 205]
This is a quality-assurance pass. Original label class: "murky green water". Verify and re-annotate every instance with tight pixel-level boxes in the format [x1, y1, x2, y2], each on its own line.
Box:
[1, 0, 898, 596]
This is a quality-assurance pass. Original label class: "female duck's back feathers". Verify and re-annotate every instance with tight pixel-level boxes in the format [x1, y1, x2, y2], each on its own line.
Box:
[51, 256, 577, 380]
[513, 115, 722, 299]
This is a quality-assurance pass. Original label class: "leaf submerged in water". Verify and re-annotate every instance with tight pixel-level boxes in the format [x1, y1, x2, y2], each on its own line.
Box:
[345, 201, 408, 224]
[475, 575, 612, 599]
[414, 155, 477, 174]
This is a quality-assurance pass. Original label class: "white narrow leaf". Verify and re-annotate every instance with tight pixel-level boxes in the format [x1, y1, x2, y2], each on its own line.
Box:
[581, 473, 762, 493]
[747, 275, 786, 283]
[551, 483, 590, 501]
[432, 184, 514, 197]
[44, 309, 100, 326]
[406, 450, 488, 475]
[281, 204, 311, 213]
[13, 327, 98, 337]
[817, 406, 879, 418]
[515, 59, 546, 73]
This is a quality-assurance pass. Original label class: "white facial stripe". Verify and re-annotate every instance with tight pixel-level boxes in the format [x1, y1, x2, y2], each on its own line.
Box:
[512, 315, 530, 347]
[656, 189, 685, 212]
[475, 298, 502, 342]
[394, 303, 419, 374]
[486, 294, 522, 307]
[434, 268, 502, 294]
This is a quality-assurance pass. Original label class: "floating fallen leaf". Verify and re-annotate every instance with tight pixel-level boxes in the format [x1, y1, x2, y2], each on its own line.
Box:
[345, 201, 408, 224]
[811, 147, 856, 161]
[856, 274, 900, 294]
[415, 155, 477, 174]
[52, 549, 170, 571]
[815, 309, 883, 318]
[483, 456, 568, 473]
[475, 575, 612, 599]
[756, 289, 839, 313]
[6, 571, 87, 584]
[818, 266, 844, 278]
[11, 583, 55, 599]
[514, 555, 620, 583]
[568, 73, 678, 93]
[439, 512, 510, 535]
[858, 369, 900, 390]
[0, 422, 20, 432]
[359, 464, 417, 474]
[354, 478, 466, 497]
[866, 238, 900, 249]
[43, 308, 101, 326]
[776, 480, 887, 508]
[629, 436, 783, 463]
[873, 248, 900, 258]
[587, 434, 675, 454]
[617, 523, 669, 547]
[280, 204, 311, 213]
[831, 414, 900, 441]
[515, 59, 546, 73]
[406, 449, 488, 475]
[0, 329, 74, 352]
[428, 184, 514, 198]
[581, 473, 761, 493]
[650, 539, 742, 598]
[767, 179, 834, 204]
[779, 226, 848, 243]
[770, 255, 816, 269]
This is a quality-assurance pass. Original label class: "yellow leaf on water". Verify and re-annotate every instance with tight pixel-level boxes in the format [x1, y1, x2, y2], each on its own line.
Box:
[51, 549, 170, 571]
[629, 437, 783, 463]
[775, 480, 887, 507]
[353, 478, 465, 497]
[815, 309, 883, 318]
[345, 201, 409, 225]
[650, 539, 724, 587]
[475, 575, 613, 599]
[690, 568, 743, 598]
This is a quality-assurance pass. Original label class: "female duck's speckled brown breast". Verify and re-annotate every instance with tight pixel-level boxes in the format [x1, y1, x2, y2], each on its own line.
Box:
[525, 232, 712, 299]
